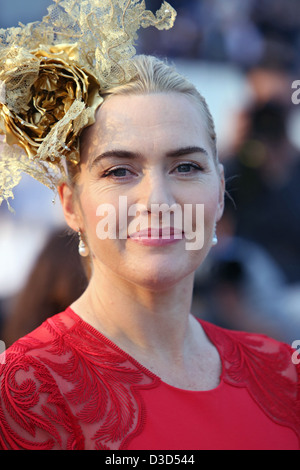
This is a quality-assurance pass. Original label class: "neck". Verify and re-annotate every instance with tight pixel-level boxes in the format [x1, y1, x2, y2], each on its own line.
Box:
[72, 266, 196, 358]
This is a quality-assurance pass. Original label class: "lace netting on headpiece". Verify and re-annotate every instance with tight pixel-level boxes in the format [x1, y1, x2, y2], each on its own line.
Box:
[0, 0, 176, 210]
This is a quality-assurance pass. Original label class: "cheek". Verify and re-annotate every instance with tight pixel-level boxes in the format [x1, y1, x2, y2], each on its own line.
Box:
[80, 187, 126, 253]
[79, 188, 104, 244]
[181, 182, 220, 225]
[203, 192, 220, 225]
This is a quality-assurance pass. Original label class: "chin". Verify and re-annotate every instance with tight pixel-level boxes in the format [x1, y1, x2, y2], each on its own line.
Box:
[121, 257, 200, 292]
[129, 273, 188, 292]
[92, 241, 211, 291]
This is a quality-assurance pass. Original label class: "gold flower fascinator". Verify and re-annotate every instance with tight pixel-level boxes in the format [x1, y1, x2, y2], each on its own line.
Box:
[0, 0, 176, 210]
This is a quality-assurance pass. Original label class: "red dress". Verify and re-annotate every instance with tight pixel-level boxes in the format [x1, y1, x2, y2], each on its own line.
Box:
[0, 307, 299, 450]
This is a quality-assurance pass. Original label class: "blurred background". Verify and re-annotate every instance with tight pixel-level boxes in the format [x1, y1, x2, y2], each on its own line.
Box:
[0, 0, 299, 346]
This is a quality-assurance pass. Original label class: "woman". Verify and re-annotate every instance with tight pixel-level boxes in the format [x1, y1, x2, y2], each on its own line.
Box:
[0, 2, 299, 451]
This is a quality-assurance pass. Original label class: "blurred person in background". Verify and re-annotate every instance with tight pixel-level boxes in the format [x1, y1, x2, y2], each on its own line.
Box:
[225, 99, 300, 285]
[2, 229, 89, 348]
[215, 59, 300, 342]
[0, 136, 66, 340]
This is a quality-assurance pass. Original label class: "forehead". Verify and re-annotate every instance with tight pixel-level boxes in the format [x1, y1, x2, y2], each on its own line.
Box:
[80, 92, 211, 160]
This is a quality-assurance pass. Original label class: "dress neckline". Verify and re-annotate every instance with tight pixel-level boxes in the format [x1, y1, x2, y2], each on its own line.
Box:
[64, 306, 225, 394]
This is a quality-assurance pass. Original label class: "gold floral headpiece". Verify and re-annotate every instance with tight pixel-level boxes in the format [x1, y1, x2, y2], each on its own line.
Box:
[0, 0, 176, 210]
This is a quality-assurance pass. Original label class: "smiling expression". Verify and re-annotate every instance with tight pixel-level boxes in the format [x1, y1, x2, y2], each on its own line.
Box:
[61, 92, 225, 290]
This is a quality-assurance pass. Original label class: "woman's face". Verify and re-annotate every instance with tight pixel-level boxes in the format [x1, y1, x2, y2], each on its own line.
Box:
[61, 92, 224, 291]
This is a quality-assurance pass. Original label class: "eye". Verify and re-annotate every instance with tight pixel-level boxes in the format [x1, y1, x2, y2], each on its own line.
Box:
[110, 168, 129, 177]
[102, 166, 134, 179]
[173, 162, 204, 174]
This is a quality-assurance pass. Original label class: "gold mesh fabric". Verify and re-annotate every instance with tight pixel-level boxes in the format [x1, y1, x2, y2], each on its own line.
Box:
[0, 0, 176, 209]
[0, 135, 62, 211]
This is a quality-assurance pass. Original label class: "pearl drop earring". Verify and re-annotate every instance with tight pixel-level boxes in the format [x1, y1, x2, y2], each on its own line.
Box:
[212, 226, 218, 246]
[78, 229, 90, 257]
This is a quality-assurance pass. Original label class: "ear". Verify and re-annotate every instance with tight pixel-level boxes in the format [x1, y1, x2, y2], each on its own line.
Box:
[216, 163, 225, 222]
[58, 183, 83, 232]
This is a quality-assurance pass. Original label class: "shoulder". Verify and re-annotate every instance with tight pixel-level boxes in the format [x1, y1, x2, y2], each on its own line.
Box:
[0, 310, 84, 450]
[200, 320, 300, 438]
[200, 320, 299, 384]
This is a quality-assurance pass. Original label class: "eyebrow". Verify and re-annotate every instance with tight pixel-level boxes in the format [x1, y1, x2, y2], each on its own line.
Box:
[166, 146, 209, 158]
[90, 146, 209, 169]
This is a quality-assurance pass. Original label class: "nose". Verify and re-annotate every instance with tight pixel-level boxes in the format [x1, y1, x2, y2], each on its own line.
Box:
[142, 170, 176, 214]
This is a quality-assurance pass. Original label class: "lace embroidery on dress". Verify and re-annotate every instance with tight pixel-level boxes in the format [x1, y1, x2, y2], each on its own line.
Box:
[0, 351, 85, 449]
[0, 311, 159, 450]
[201, 320, 300, 444]
[43, 313, 159, 449]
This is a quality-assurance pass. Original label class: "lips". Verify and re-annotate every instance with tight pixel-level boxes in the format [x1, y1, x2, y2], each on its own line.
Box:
[129, 227, 183, 240]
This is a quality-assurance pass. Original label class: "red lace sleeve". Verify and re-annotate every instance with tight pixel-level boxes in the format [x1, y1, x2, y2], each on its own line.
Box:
[0, 348, 84, 450]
